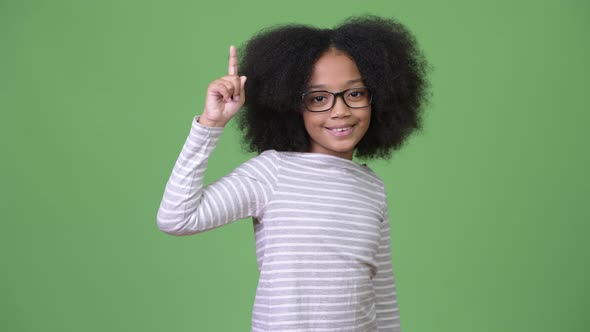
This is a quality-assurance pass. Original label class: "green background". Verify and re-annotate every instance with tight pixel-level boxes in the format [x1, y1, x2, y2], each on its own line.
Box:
[1, 0, 588, 331]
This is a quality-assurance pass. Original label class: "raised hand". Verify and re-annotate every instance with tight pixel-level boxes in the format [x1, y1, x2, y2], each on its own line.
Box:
[199, 45, 247, 127]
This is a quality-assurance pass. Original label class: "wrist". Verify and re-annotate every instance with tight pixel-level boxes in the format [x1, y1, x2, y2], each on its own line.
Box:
[197, 116, 225, 128]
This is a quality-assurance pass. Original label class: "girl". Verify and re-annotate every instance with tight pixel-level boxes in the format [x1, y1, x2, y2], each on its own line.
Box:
[157, 15, 429, 332]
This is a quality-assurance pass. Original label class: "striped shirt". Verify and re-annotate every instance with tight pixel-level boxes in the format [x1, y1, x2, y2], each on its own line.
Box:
[157, 116, 401, 331]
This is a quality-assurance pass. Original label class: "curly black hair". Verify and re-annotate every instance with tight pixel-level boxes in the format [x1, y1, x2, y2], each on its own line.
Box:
[237, 15, 430, 159]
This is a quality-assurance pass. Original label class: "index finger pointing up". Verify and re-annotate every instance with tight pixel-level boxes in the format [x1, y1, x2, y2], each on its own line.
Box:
[228, 45, 238, 76]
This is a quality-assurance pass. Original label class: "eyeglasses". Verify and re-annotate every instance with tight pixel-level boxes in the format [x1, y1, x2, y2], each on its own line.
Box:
[301, 87, 372, 112]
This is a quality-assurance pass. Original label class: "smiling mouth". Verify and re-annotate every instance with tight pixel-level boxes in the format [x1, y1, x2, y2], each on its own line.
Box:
[326, 124, 356, 136]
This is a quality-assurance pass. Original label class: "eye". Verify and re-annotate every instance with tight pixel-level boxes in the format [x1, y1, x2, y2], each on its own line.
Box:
[346, 89, 365, 99]
[304, 91, 331, 106]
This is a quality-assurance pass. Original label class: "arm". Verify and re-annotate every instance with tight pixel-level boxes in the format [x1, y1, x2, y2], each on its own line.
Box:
[156, 116, 277, 236]
[373, 204, 402, 331]
[157, 45, 260, 235]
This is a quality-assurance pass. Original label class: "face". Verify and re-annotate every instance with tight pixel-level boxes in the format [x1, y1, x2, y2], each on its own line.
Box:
[302, 49, 371, 160]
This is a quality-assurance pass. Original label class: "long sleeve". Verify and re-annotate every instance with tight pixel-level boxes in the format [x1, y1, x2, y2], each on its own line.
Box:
[372, 203, 402, 331]
[156, 116, 278, 236]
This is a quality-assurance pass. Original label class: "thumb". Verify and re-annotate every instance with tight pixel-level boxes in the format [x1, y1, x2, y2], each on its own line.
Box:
[239, 76, 247, 102]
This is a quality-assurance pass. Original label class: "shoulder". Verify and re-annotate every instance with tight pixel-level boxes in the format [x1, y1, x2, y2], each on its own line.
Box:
[360, 163, 383, 181]
[230, 149, 283, 179]
[256, 149, 284, 170]
[237, 149, 282, 166]
[358, 164, 389, 210]
[355, 163, 386, 191]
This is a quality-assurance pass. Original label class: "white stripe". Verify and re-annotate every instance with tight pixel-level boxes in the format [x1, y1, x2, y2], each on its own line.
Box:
[259, 234, 378, 245]
[263, 250, 373, 262]
[264, 242, 374, 253]
[264, 208, 377, 222]
[254, 295, 373, 308]
[265, 224, 378, 237]
[256, 290, 373, 300]
[258, 275, 367, 282]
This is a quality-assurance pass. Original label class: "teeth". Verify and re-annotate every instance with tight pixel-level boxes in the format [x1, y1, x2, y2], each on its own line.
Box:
[333, 127, 351, 132]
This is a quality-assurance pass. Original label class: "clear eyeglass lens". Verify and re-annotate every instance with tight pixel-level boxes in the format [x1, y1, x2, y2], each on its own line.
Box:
[345, 88, 370, 107]
[304, 92, 333, 110]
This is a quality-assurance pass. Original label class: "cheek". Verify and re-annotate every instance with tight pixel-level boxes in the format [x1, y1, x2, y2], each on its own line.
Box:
[361, 109, 371, 129]
[302, 113, 312, 133]
[302, 113, 322, 132]
[358, 109, 372, 138]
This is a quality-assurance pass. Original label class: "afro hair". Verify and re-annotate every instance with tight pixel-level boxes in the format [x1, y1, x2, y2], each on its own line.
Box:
[237, 15, 430, 159]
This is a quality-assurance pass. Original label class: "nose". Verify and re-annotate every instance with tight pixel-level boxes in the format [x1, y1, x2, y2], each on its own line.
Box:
[330, 95, 351, 118]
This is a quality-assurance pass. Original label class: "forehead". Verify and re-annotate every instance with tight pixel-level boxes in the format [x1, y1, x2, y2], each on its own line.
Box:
[308, 50, 362, 88]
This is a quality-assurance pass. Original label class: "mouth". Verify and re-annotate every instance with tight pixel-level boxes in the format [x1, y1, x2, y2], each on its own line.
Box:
[325, 124, 356, 137]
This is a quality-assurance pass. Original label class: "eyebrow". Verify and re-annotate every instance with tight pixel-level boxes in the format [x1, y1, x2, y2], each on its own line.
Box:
[307, 78, 364, 90]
